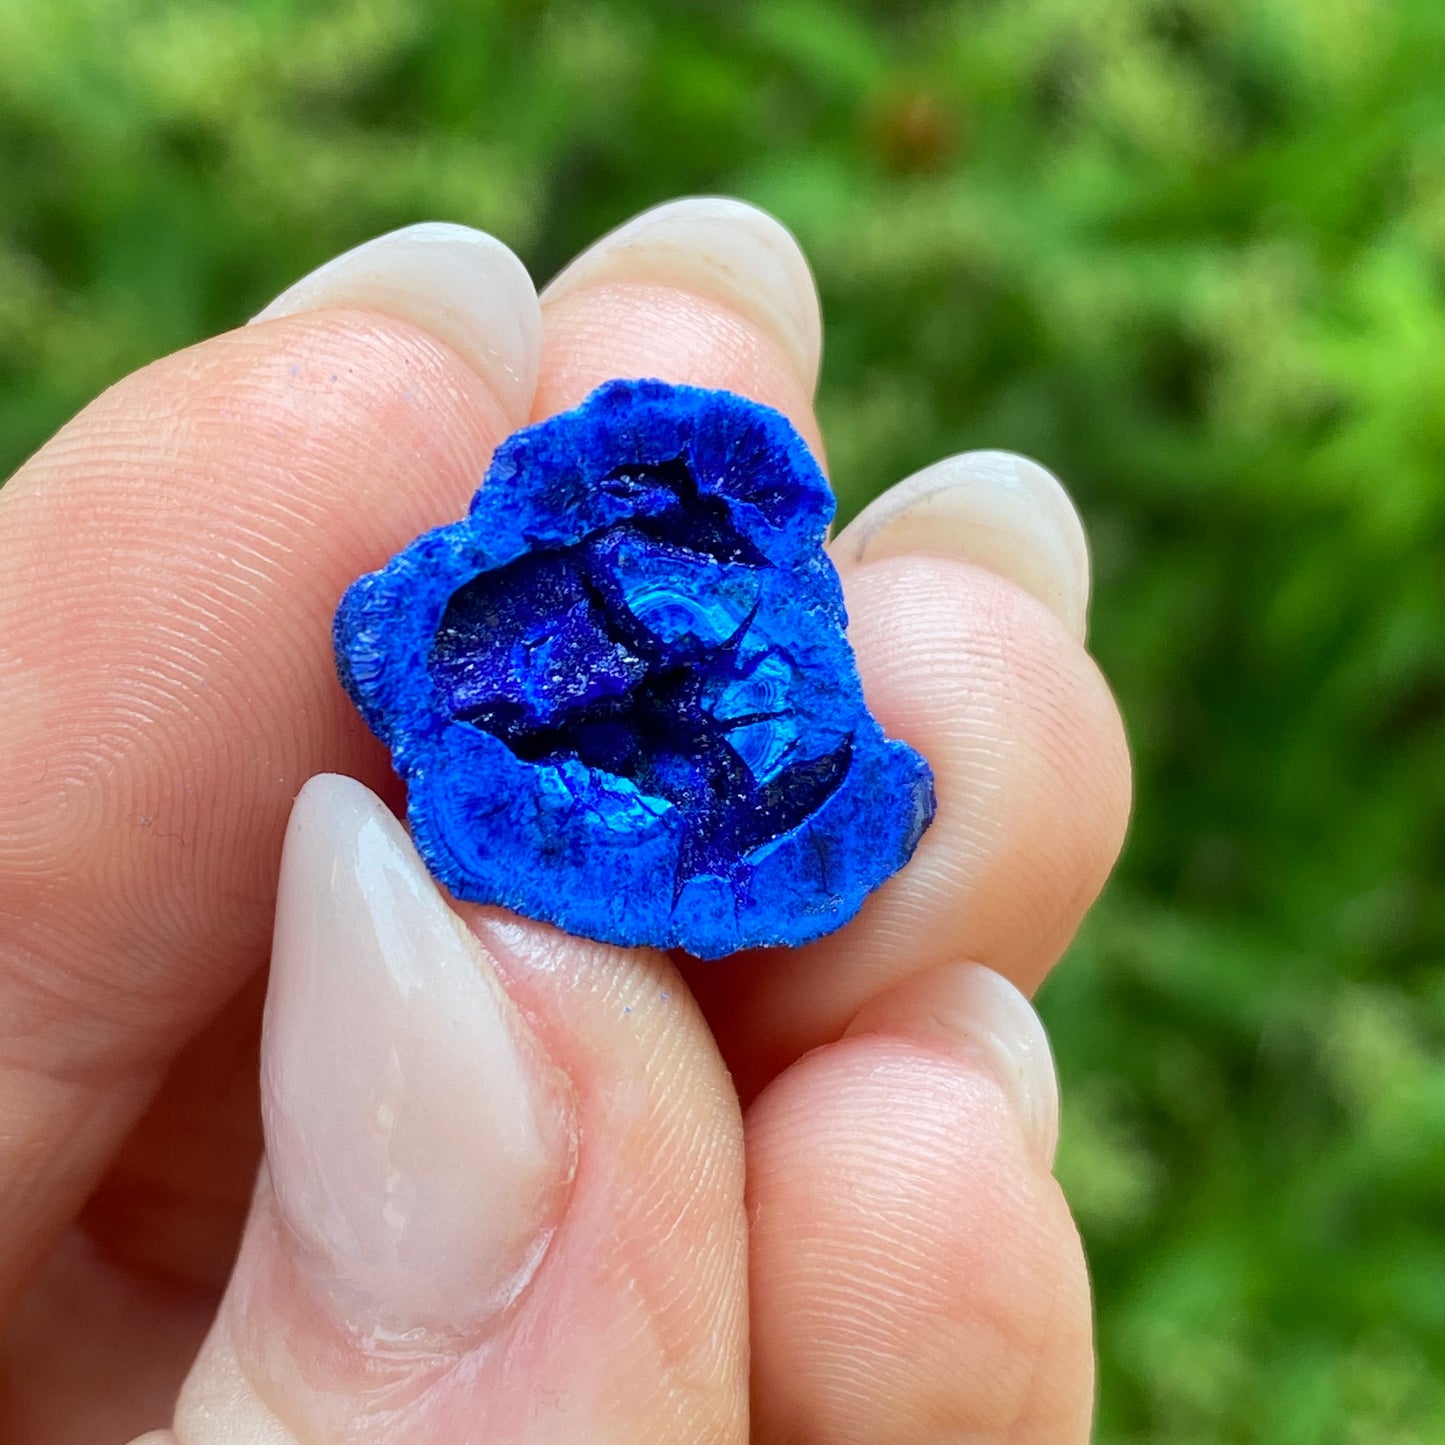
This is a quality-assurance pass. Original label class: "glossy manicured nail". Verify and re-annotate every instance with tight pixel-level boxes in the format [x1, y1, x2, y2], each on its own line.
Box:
[846, 962, 1061, 1169]
[262, 774, 575, 1335]
[542, 196, 823, 390]
[836, 451, 1092, 642]
[252, 223, 543, 419]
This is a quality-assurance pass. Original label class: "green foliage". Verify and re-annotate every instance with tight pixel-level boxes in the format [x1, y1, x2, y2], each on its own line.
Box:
[2, 0, 1443, 1436]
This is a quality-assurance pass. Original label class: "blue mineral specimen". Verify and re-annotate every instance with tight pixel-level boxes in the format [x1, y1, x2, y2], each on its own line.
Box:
[334, 378, 935, 958]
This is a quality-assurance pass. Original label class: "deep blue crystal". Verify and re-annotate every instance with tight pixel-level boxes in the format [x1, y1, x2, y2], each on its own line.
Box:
[334, 379, 935, 958]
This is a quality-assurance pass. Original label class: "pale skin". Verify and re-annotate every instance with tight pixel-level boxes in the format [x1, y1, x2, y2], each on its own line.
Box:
[0, 198, 1131, 1442]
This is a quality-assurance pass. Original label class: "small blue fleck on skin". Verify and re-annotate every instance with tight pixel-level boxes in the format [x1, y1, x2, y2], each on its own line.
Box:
[334, 379, 935, 959]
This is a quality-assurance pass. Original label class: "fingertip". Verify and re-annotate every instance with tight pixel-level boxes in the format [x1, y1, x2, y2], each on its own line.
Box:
[842, 555, 1132, 988]
[846, 959, 1061, 1170]
[251, 222, 543, 422]
[834, 449, 1092, 642]
[747, 1032, 1094, 1443]
[533, 198, 825, 461]
[542, 196, 822, 393]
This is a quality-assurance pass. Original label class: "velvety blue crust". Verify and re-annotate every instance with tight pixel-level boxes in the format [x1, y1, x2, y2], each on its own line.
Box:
[334, 378, 935, 958]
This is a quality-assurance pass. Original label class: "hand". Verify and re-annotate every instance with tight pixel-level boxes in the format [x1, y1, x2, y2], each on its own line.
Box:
[0, 198, 1130, 1443]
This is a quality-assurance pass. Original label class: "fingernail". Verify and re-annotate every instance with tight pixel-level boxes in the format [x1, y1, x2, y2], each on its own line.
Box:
[846, 962, 1060, 1169]
[835, 451, 1092, 642]
[251, 223, 543, 420]
[542, 196, 823, 391]
[262, 774, 575, 1336]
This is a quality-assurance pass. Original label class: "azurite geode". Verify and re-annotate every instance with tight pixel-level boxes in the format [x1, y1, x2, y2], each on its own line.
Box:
[334, 378, 934, 958]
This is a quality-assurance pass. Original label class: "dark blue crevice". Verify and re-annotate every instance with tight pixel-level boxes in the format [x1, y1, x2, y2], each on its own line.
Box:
[429, 455, 851, 890]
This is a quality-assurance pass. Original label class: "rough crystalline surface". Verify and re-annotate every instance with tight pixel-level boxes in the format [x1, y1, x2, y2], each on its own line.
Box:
[334, 378, 935, 958]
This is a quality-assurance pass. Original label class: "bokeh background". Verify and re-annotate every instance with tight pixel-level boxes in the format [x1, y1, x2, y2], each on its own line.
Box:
[3, 1, 1443, 1438]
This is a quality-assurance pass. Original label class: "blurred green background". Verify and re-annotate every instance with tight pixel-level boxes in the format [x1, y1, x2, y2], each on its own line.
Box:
[3, 0, 1443, 1438]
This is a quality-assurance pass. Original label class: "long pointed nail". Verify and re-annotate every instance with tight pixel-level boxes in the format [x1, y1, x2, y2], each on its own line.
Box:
[542, 196, 823, 391]
[847, 962, 1061, 1169]
[251, 223, 543, 420]
[835, 451, 1092, 642]
[262, 774, 575, 1335]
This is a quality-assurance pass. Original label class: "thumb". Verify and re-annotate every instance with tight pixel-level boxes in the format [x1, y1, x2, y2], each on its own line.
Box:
[138, 774, 747, 1444]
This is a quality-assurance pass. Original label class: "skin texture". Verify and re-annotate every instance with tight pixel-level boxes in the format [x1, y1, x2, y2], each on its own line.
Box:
[0, 201, 1130, 1442]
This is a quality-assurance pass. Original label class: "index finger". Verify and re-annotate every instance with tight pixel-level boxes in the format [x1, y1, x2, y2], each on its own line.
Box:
[0, 225, 541, 1316]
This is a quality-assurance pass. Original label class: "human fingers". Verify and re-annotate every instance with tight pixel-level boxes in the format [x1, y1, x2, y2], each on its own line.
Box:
[149, 776, 745, 1444]
[700, 518, 1131, 1097]
[0, 225, 540, 1318]
[748, 960, 1093, 1443]
[533, 196, 1129, 1090]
